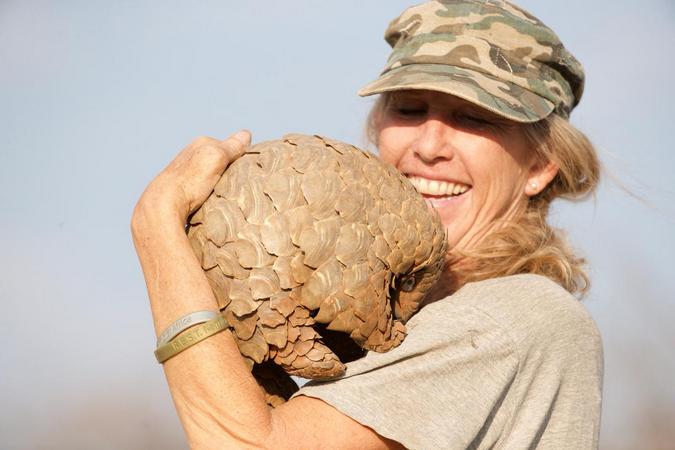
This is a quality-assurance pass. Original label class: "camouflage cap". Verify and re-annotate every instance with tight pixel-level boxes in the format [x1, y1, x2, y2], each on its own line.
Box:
[359, 0, 585, 122]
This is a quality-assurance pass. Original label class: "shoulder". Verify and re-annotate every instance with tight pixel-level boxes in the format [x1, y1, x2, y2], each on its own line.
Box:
[418, 274, 603, 366]
[295, 275, 603, 448]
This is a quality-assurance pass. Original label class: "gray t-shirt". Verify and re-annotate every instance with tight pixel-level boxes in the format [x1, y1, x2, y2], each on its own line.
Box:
[294, 274, 603, 449]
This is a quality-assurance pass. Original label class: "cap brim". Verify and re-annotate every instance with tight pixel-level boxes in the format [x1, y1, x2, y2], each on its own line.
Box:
[358, 64, 555, 123]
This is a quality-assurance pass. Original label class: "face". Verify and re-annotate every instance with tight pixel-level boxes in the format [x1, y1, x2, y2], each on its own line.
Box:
[377, 90, 547, 254]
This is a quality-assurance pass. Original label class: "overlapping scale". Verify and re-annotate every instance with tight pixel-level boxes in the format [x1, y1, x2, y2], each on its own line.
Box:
[335, 223, 373, 267]
[260, 212, 295, 257]
[299, 257, 343, 310]
[213, 243, 249, 280]
[301, 171, 341, 220]
[263, 168, 305, 211]
[297, 216, 341, 269]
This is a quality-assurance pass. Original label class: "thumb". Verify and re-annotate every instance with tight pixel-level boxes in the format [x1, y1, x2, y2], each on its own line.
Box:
[232, 129, 252, 146]
[220, 129, 252, 160]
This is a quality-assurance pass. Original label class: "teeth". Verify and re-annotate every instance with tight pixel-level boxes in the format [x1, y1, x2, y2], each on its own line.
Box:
[407, 176, 470, 197]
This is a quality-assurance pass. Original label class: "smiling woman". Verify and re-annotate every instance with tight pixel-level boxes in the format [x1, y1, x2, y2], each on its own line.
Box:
[367, 90, 600, 296]
[132, 1, 604, 449]
[375, 91, 541, 251]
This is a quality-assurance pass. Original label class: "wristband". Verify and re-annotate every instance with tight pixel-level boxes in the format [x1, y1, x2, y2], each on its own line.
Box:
[156, 310, 220, 346]
[154, 315, 229, 364]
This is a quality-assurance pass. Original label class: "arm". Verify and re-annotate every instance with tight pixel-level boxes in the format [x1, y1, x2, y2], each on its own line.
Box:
[131, 131, 405, 450]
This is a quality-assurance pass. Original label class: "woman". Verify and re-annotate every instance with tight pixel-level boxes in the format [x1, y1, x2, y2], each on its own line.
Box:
[132, 1, 603, 448]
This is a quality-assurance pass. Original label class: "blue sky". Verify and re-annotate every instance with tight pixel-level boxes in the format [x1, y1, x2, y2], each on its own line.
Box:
[1, 1, 674, 448]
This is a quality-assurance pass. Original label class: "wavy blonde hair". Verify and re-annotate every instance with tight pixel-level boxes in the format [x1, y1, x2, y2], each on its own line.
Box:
[366, 94, 600, 297]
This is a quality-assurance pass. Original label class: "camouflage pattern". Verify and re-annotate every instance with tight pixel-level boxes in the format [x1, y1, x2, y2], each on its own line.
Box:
[359, 0, 585, 122]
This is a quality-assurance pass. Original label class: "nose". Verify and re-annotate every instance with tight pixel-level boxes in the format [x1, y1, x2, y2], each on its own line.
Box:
[411, 117, 457, 164]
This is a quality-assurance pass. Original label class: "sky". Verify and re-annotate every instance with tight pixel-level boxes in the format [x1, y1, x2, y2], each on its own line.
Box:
[1, 1, 674, 449]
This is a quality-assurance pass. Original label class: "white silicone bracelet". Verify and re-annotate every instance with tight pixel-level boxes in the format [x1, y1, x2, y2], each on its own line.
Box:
[156, 310, 220, 346]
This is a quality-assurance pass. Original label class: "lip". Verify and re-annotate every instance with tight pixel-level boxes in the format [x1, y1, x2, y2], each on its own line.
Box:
[421, 190, 470, 209]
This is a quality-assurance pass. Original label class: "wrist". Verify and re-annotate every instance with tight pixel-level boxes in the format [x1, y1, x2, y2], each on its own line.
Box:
[131, 190, 186, 239]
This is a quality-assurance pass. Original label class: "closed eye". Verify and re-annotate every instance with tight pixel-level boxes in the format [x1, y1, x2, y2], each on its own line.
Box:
[388, 96, 428, 120]
[454, 113, 494, 129]
[397, 107, 427, 117]
[453, 109, 513, 131]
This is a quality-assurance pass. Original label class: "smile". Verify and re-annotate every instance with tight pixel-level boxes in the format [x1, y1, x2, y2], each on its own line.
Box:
[406, 176, 470, 197]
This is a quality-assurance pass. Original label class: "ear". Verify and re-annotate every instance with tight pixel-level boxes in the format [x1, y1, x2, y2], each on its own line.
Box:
[525, 159, 558, 197]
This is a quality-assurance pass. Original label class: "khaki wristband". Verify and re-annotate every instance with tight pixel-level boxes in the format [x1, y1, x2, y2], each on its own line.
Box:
[154, 315, 229, 364]
[156, 310, 220, 347]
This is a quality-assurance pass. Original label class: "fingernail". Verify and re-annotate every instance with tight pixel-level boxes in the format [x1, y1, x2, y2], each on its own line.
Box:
[232, 130, 251, 145]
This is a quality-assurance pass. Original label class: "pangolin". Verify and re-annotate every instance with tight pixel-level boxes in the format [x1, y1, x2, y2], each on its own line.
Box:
[187, 134, 447, 405]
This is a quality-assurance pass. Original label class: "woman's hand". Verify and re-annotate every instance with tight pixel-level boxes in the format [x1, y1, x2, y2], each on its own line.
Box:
[132, 130, 251, 231]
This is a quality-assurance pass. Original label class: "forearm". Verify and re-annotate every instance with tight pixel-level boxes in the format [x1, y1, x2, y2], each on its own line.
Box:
[132, 199, 274, 449]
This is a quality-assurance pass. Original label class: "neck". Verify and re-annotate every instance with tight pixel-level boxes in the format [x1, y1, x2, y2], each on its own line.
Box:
[421, 252, 477, 306]
[422, 266, 458, 306]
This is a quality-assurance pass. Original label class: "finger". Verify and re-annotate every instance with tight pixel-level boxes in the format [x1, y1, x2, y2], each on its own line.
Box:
[219, 130, 252, 162]
[231, 129, 252, 146]
[182, 131, 250, 178]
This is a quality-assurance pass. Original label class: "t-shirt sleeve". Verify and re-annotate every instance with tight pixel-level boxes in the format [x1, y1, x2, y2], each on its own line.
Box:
[292, 301, 520, 450]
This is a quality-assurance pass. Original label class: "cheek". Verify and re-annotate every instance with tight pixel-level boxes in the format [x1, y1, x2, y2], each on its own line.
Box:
[444, 147, 530, 248]
[378, 147, 398, 167]
[467, 149, 527, 197]
[376, 127, 409, 167]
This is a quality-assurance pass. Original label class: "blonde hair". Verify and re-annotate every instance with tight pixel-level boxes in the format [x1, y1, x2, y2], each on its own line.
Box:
[366, 94, 601, 297]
